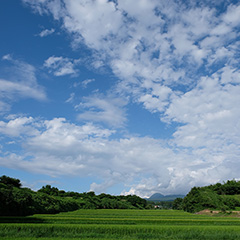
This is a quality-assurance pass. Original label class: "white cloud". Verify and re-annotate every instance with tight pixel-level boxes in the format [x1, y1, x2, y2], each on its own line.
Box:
[138, 85, 173, 113]
[38, 28, 55, 37]
[0, 116, 37, 137]
[18, 0, 240, 196]
[1, 114, 240, 196]
[81, 78, 95, 88]
[163, 70, 240, 163]
[219, 66, 240, 84]
[73, 78, 95, 89]
[0, 79, 45, 101]
[222, 4, 240, 27]
[62, 0, 123, 50]
[22, 0, 64, 18]
[0, 116, 178, 193]
[2, 54, 12, 61]
[44, 56, 79, 76]
[77, 94, 128, 128]
[73, 78, 95, 88]
[65, 93, 75, 103]
[0, 56, 46, 113]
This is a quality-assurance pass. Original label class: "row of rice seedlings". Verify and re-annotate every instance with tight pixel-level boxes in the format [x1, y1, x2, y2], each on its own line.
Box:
[54, 209, 240, 220]
[2, 210, 240, 239]
[55, 209, 193, 218]
[2, 209, 240, 226]
[1, 224, 240, 239]
[30, 209, 227, 222]
[9, 216, 240, 226]
[28, 209, 240, 226]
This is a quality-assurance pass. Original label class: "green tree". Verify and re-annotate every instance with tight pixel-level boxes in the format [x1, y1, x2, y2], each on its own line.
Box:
[0, 175, 21, 188]
[125, 195, 147, 208]
[182, 187, 226, 213]
[38, 185, 59, 196]
[172, 198, 183, 210]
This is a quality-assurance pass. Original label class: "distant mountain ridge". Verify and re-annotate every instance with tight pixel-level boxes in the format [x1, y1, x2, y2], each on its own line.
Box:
[147, 193, 185, 202]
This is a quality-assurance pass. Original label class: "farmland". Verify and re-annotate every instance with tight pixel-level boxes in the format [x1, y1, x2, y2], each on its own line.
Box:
[1, 209, 240, 239]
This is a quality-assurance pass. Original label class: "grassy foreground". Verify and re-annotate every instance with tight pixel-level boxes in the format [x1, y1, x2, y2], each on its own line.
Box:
[1, 209, 240, 239]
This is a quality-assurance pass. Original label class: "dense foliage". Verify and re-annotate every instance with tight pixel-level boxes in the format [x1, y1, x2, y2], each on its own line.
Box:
[173, 180, 240, 213]
[0, 175, 147, 216]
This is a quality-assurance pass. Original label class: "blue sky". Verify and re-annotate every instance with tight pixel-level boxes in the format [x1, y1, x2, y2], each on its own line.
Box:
[0, 0, 240, 197]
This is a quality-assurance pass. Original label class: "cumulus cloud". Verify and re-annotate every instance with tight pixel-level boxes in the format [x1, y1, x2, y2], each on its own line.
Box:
[44, 56, 79, 76]
[0, 116, 37, 137]
[16, 0, 240, 195]
[164, 69, 240, 139]
[1, 115, 239, 196]
[0, 116, 180, 193]
[0, 117, 115, 176]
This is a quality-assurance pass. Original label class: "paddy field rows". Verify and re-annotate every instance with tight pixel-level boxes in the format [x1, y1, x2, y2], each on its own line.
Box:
[1, 209, 240, 239]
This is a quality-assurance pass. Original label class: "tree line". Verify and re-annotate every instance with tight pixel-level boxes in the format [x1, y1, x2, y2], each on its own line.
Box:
[173, 180, 240, 213]
[0, 175, 147, 216]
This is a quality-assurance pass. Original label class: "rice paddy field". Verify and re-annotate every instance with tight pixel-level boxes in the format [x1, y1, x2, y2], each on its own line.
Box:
[1, 209, 240, 239]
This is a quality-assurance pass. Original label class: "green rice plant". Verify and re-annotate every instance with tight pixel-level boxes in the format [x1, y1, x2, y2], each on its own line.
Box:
[1, 209, 240, 239]
[0, 223, 196, 238]
[1, 223, 240, 239]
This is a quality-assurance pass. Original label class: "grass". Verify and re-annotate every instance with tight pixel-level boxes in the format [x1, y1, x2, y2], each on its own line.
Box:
[1, 209, 240, 239]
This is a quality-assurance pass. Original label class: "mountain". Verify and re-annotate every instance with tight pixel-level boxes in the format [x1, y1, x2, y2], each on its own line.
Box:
[147, 193, 185, 202]
[148, 193, 164, 201]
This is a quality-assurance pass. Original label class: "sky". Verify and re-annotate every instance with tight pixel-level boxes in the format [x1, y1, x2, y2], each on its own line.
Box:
[0, 0, 240, 197]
